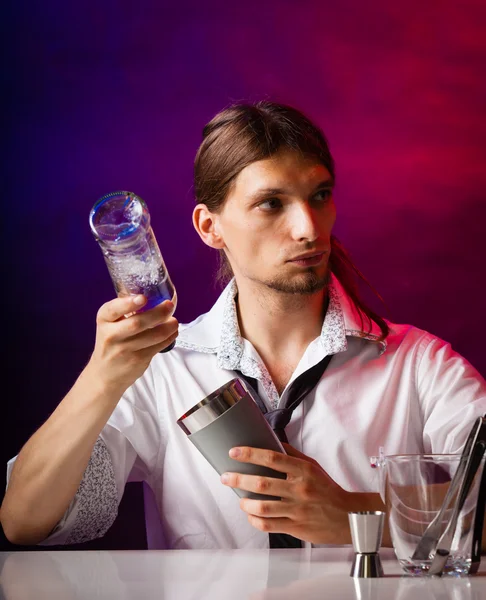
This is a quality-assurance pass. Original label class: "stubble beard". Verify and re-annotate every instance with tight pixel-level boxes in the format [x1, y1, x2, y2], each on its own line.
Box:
[263, 267, 330, 296]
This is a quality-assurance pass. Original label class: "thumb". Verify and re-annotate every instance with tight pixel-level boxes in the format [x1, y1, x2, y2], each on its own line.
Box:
[97, 294, 147, 323]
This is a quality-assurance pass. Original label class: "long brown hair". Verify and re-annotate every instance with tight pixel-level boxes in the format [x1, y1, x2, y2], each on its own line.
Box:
[194, 101, 389, 341]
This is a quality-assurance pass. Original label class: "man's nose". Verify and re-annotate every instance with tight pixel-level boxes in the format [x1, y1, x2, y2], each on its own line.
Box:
[289, 203, 320, 242]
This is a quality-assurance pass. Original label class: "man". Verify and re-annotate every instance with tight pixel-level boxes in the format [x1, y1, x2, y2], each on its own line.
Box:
[1, 102, 485, 550]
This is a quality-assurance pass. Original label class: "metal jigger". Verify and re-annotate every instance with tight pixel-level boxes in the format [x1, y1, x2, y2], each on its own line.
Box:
[348, 511, 385, 578]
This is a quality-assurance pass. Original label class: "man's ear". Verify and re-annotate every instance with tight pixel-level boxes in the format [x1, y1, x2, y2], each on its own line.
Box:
[192, 204, 225, 249]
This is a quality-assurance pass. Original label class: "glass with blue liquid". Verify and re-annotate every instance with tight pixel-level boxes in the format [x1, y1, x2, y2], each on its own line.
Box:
[89, 191, 177, 351]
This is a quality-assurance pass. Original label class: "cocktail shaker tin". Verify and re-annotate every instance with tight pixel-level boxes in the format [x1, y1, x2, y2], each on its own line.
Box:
[177, 378, 286, 500]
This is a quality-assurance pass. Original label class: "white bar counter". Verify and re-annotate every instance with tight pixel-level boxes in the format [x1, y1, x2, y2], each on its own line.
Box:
[0, 547, 484, 599]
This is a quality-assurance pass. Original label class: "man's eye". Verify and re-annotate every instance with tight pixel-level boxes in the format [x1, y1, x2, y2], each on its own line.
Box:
[313, 189, 332, 203]
[259, 198, 282, 210]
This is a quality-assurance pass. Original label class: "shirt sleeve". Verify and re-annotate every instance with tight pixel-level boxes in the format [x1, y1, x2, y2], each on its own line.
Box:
[416, 333, 486, 453]
[5, 363, 162, 546]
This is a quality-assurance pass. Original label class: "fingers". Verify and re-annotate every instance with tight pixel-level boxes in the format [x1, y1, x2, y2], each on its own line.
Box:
[93, 296, 179, 370]
[121, 314, 179, 351]
[97, 299, 177, 345]
[89, 296, 179, 393]
[136, 322, 179, 353]
[221, 472, 292, 499]
[97, 295, 148, 323]
[246, 515, 293, 534]
[240, 497, 292, 518]
[228, 446, 307, 477]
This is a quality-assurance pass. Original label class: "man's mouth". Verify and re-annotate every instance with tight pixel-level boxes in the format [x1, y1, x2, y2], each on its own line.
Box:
[288, 252, 326, 267]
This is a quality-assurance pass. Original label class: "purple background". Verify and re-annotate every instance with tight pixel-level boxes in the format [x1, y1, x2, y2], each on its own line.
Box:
[2, 0, 486, 550]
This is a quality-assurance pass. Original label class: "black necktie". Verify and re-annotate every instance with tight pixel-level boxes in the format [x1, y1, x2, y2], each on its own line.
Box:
[236, 353, 333, 548]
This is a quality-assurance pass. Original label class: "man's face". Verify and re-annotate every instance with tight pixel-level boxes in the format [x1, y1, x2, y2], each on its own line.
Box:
[216, 149, 336, 295]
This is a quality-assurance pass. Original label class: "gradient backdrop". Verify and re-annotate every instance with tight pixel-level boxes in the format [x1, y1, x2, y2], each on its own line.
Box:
[2, 0, 486, 550]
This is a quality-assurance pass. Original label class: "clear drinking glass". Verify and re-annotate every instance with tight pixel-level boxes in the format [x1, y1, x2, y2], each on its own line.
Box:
[377, 454, 485, 577]
[89, 191, 177, 311]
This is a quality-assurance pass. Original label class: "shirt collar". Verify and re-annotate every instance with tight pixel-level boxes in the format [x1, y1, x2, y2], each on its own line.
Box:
[332, 276, 388, 353]
[176, 275, 387, 365]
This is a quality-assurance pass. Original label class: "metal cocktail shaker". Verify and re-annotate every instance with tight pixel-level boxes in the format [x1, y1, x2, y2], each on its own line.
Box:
[177, 378, 286, 500]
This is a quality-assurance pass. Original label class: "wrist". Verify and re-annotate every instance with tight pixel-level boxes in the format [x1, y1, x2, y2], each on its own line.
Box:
[81, 358, 129, 401]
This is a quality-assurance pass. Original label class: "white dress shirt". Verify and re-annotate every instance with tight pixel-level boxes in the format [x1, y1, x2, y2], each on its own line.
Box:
[7, 275, 486, 549]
